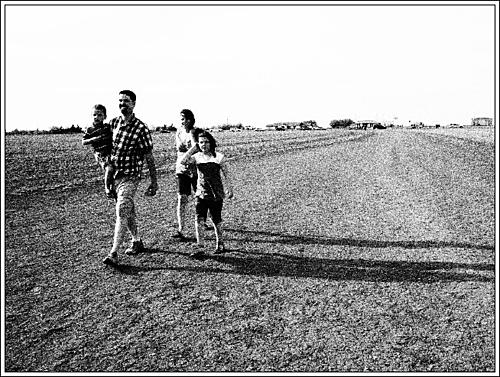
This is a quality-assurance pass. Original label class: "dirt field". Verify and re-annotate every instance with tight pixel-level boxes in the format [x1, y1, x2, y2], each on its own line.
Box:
[413, 126, 495, 144]
[3, 129, 496, 372]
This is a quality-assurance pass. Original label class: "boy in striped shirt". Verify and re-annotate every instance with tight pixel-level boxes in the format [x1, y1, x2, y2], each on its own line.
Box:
[82, 104, 116, 199]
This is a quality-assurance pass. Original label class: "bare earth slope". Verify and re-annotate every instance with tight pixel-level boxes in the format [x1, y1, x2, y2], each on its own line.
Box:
[4, 130, 495, 372]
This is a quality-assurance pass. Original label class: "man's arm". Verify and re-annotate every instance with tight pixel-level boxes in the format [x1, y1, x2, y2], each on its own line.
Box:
[220, 160, 234, 199]
[144, 151, 158, 196]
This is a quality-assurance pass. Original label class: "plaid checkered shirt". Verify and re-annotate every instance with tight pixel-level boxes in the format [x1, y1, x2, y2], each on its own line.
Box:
[109, 114, 153, 178]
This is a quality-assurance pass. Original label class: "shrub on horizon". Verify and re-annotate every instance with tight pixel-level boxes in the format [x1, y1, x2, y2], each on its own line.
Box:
[330, 119, 355, 129]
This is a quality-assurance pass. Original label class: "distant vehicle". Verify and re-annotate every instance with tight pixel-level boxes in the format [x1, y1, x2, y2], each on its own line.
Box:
[448, 123, 462, 128]
[373, 123, 386, 130]
[156, 124, 176, 133]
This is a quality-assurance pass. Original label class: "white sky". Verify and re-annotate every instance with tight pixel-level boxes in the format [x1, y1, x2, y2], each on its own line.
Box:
[2, 1, 497, 130]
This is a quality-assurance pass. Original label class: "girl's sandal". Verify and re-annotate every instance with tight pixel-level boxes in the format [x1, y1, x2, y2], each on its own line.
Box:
[214, 245, 226, 254]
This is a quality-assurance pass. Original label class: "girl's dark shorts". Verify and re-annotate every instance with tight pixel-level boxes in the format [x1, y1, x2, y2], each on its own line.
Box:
[195, 198, 223, 224]
[177, 174, 197, 196]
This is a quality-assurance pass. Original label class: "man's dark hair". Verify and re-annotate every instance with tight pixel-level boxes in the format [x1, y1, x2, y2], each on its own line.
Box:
[94, 104, 107, 116]
[181, 109, 196, 128]
[119, 90, 136, 102]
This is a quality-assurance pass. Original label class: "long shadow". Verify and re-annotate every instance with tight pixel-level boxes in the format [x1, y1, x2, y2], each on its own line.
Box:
[111, 247, 494, 283]
[224, 228, 495, 251]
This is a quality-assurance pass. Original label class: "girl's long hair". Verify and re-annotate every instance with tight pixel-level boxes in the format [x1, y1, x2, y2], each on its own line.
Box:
[197, 130, 217, 157]
[180, 109, 195, 131]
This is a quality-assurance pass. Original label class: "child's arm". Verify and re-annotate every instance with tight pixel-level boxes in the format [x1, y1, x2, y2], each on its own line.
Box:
[82, 125, 110, 146]
[189, 128, 198, 146]
[220, 160, 234, 199]
[82, 132, 109, 146]
[175, 130, 191, 152]
[175, 130, 184, 151]
[179, 143, 200, 165]
[81, 126, 94, 145]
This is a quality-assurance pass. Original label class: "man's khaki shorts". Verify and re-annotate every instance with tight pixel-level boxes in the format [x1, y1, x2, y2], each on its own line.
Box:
[115, 175, 139, 218]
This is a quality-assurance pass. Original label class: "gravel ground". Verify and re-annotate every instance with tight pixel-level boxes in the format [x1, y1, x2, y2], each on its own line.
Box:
[3, 129, 496, 372]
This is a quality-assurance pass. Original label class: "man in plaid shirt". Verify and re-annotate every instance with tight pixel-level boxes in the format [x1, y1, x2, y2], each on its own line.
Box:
[103, 90, 158, 266]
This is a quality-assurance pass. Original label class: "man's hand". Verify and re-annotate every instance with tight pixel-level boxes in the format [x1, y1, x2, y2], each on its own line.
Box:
[144, 151, 158, 196]
[145, 182, 158, 196]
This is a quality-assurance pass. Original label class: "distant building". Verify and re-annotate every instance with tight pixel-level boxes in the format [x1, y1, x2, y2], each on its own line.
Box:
[355, 120, 381, 130]
[471, 117, 493, 126]
[265, 120, 317, 131]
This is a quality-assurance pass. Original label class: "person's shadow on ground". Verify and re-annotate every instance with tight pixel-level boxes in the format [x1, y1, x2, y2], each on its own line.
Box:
[223, 227, 495, 251]
[112, 228, 494, 283]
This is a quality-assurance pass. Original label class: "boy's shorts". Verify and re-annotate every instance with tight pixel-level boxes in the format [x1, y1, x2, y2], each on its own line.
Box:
[177, 174, 197, 196]
[195, 197, 223, 225]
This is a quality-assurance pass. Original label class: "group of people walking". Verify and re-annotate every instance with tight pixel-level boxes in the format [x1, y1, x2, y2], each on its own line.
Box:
[82, 90, 233, 265]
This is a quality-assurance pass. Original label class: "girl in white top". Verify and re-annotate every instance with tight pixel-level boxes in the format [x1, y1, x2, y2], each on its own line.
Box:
[173, 109, 208, 239]
[181, 131, 233, 257]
